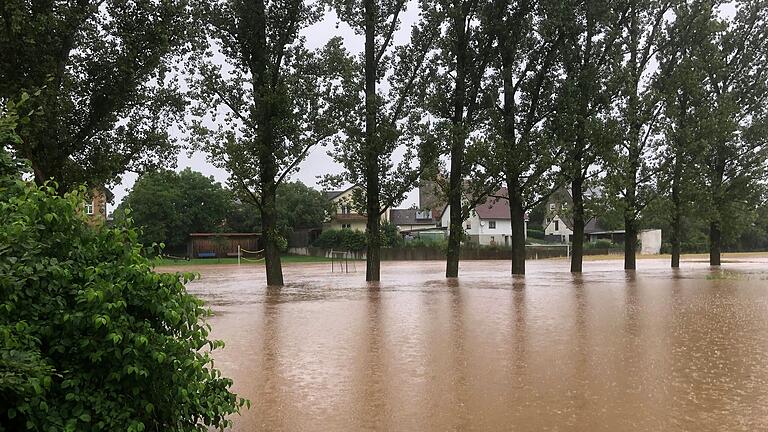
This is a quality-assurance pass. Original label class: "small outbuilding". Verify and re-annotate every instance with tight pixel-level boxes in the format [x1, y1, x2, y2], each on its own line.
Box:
[187, 233, 262, 258]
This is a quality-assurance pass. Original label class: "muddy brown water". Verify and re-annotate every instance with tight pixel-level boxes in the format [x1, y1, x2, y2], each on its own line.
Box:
[171, 258, 768, 431]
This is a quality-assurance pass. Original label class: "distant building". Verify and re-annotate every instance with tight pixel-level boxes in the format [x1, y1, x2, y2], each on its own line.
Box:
[542, 186, 607, 243]
[84, 186, 113, 224]
[440, 188, 528, 247]
[389, 208, 439, 232]
[418, 179, 445, 212]
[323, 186, 388, 231]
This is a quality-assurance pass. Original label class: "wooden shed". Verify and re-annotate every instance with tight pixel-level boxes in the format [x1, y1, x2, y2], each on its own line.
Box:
[187, 233, 262, 258]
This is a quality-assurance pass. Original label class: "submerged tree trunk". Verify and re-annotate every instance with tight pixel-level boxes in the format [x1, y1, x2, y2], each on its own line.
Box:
[624, 214, 637, 270]
[709, 221, 722, 266]
[670, 156, 683, 268]
[508, 178, 527, 275]
[363, 0, 381, 282]
[445, 5, 468, 279]
[570, 178, 585, 273]
[445, 156, 463, 278]
[623, 167, 638, 270]
[261, 188, 284, 286]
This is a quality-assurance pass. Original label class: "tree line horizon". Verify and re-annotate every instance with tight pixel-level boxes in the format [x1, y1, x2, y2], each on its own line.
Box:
[2, 0, 767, 286]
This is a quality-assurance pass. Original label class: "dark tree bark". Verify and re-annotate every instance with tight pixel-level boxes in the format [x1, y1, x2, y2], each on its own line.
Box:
[624, 213, 637, 270]
[709, 222, 722, 266]
[709, 221, 722, 266]
[260, 188, 284, 286]
[670, 160, 683, 268]
[508, 177, 527, 275]
[445, 2, 469, 279]
[364, 0, 381, 282]
[570, 177, 585, 273]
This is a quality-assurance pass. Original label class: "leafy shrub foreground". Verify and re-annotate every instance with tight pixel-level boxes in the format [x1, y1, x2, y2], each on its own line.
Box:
[0, 163, 245, 427]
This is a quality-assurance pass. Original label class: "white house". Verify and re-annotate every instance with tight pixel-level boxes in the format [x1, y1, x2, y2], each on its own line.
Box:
[440, 188, 527, 246]
[544, 214, 573, 243]
[323, 186, 389, 231]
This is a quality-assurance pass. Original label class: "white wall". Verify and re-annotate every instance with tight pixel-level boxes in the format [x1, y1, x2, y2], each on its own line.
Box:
[440, 206, 526, 246]
[544, 215, 573, 240]
[640, 229, 662, 255]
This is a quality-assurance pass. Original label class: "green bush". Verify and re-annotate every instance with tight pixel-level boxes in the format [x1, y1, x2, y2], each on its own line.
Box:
[586, 239, 616, 250]
[527, 228, 545, 240]
[380, 221, 403, 247]
[0, 110, 245, 430]
[313, 229, 367, 251]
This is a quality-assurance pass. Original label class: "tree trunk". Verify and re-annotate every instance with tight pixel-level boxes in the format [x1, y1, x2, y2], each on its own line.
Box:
[261, 189, 284, 286]
[445, 4, 468, 279]
[709, 221, 721, 266]
[363, 0, 381, 282]
[624, 214, 637, 270]
[670, 157, 682, 268]
[570, 178, 585, 273]
[508, 176, 526, 275]
[445, 166, 463, 278]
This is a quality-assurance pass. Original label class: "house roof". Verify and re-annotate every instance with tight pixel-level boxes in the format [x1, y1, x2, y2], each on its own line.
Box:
[390, 209, 436, 226]
[324, 190, 344, 200]
[474, 188, 511, 220]
[323, 185, 358, 201]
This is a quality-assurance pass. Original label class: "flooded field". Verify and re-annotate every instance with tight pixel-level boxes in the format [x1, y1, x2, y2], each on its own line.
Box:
[177, 257, 768, 431]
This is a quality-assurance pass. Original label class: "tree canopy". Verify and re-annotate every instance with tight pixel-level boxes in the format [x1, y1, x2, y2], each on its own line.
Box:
[115, 169, 230, 252]
[0, 0, 194, 191]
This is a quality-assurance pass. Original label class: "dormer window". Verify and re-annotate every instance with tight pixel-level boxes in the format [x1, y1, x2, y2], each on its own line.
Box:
[85, 202, 94, 215]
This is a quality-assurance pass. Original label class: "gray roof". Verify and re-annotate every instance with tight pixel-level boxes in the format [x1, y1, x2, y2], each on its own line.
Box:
[390, 209, 435, 226]
[324, 190, 345, 201]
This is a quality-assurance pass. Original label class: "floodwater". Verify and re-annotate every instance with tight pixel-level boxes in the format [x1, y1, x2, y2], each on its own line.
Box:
[177, 257, 768, 431]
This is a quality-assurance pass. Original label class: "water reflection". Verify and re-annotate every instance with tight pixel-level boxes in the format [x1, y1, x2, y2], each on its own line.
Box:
[176, 257, 768, 431]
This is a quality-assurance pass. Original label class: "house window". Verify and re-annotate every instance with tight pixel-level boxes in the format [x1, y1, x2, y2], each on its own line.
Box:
[342, 223, 351, 229]
[85, 202, 94, 215]
[340, 204, 351, 214]
[488, 221, 496, 229]
[554, 220, 559, 231]
[466, 221, 471, 229]
[549, 203, 556, 210]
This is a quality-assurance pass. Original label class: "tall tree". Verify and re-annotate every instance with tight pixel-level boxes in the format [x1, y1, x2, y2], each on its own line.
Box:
[655, 0, 714, 268]
[554, 0, 624, 273]
[484, 0, 565, 275]
[693, 0, 768, 266]
[189, 0, 342, 286]
[0, 0, 193, 191]
[323, 0, 440, 282]
[605, 0, 673, 270]
[423, 0, 495, 278]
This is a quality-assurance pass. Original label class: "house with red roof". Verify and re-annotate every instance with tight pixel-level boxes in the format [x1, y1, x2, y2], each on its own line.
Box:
[439, 188, 528, 247]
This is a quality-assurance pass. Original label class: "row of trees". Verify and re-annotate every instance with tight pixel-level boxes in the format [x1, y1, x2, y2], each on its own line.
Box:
[2, 0, 767, 285]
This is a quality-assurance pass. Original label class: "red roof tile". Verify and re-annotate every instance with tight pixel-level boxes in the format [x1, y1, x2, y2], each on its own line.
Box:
[474, 188, 510, 219]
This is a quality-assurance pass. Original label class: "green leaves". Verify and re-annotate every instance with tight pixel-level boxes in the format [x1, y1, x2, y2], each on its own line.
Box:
[0, 146, 245, 430]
